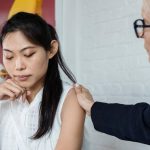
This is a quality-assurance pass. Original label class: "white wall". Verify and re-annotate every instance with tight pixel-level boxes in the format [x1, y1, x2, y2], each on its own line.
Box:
[56, 0, 150, 149]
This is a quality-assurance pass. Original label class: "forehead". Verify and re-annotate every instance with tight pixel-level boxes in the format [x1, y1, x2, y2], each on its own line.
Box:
[142, 1, 150, 21]
[2, 31, 34, 50]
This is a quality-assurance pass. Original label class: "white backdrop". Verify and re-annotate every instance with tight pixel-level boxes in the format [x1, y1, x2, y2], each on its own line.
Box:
[56, 0, 150, 149]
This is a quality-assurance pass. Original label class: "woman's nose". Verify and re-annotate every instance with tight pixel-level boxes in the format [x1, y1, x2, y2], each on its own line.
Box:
[15, 58, 26, 71]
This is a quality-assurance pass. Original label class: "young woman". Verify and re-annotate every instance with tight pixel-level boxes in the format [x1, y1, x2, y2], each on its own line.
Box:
[0, 12, 85, 150]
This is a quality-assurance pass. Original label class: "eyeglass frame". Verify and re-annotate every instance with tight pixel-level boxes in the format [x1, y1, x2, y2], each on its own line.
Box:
[134, 19, 150, 38]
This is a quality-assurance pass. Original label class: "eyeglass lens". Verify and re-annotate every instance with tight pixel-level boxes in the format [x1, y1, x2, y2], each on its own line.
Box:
[136, 20, 144, 37]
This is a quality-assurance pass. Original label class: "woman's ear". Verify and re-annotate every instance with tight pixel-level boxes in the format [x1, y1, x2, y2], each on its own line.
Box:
[48, 40, 59, 59]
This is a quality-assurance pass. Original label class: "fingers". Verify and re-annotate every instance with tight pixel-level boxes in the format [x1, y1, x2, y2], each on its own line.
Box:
[0, 79, 26, 100]
[74, 84, 94, 116]
[74, 84, 89, 95]
[0, 88, 16, 100]
[74, 84, 82, 94]
[7, 79, 25, 93]
[22, 90, 31, 102]
[26, 90, 31, 96]
[80, 85, 89, 93]
[5, 83, 22, 95]
[5, 80, 24, 97]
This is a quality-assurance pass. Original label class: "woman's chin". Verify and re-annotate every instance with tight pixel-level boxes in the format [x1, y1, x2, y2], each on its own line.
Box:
[17, 82, 32, 89]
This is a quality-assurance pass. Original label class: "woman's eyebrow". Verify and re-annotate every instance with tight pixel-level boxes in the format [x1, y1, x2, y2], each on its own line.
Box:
[3, 46, 36, 53]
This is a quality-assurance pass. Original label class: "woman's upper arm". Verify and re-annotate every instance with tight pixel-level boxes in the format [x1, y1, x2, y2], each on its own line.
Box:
[55, 87, 85, 150]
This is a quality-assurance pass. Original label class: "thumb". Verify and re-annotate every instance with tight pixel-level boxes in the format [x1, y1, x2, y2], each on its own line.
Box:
[26, 90, 31, 96]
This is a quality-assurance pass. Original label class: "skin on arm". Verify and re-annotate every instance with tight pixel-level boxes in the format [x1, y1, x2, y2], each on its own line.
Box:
[55, 88, 85, 150]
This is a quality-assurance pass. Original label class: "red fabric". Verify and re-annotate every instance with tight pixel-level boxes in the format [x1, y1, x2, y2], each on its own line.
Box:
[43, 0, 55, 26]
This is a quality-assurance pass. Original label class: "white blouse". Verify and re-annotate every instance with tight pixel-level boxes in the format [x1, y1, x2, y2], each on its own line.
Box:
[0, 82, 72, 150]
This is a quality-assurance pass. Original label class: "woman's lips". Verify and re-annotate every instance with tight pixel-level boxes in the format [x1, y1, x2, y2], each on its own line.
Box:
[15, 75, 31, 81]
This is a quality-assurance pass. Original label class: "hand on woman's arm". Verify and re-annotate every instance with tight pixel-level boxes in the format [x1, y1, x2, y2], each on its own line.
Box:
[74, 85, 94, 116]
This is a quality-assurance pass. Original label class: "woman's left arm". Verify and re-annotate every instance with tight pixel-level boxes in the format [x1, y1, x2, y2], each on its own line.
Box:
[55, 88, 85, 150]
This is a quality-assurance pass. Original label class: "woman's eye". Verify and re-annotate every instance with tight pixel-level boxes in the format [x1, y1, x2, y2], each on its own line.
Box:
[24, 52, 35, 57]
[6, 56, 13, 60]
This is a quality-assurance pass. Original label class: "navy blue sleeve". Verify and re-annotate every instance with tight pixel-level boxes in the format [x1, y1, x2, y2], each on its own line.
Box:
[91, 102, 150, 145]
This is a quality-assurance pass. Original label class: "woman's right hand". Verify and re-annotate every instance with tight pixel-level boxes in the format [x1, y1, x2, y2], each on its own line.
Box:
[0, 79, 26, 100]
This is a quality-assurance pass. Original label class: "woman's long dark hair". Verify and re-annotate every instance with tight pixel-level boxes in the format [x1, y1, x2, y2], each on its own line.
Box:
[0, 12, 76, 139]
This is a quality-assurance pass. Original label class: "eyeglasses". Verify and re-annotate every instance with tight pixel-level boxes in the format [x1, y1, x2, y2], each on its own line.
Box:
[134, 19, 150, 38]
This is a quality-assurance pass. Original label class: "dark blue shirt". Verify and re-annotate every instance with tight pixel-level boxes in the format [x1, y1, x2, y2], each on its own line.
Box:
[91, 102, 150, 145]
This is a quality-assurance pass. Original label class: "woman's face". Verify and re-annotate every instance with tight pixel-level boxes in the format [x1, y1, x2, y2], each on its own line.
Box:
[2, 31, 50, 90]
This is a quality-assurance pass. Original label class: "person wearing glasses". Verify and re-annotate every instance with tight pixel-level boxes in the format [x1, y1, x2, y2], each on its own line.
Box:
[75, 0, 150, 145]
